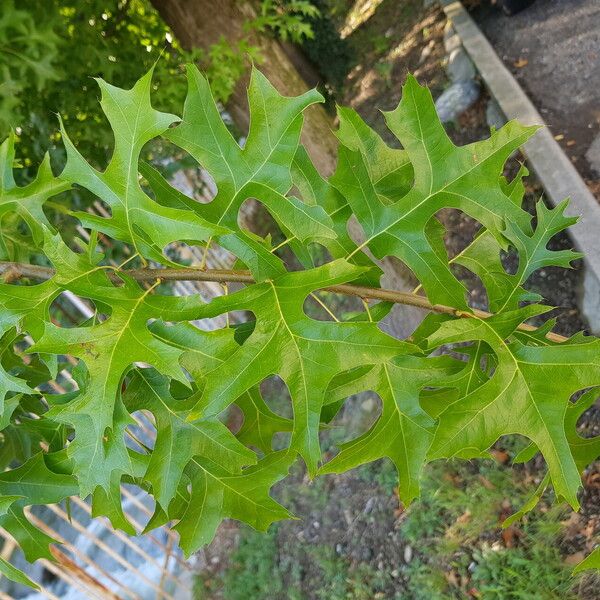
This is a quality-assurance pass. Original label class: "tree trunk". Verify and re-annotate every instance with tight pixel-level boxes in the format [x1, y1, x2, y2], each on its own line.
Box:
[151, 0, 337, 175]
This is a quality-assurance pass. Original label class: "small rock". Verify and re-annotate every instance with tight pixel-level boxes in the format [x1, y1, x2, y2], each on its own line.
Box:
[585, 133, 600, 177]
[364, 497, 376, 514]
[404, 545, 413, 563]
[343, 508, 353, 525]
[435, 80, 480, 123]
[444, 24, 461, 55]
[419, 39, 436, 65]
[486, 98, 506, 130]
[356, 546, 373, 561]
[443, 22, 458, 48]
[447, 47, 476, 82]
[445, 33, 462, 55]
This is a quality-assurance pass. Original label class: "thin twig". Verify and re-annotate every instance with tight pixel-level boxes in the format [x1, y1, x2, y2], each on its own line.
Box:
[0, 261, 568, 343]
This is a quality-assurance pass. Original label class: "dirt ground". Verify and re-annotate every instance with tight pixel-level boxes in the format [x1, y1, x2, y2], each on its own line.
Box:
[196, 1, 599, 597]
[470, 0, 600, 199]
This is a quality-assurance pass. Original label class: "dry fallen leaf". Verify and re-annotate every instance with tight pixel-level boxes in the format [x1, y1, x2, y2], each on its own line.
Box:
[514, 58, 529, 68]
[490, 449, 510, 464]
[567, 140, 576, 147]
[554, 134, 565, 141]
[584, 520, 596, 540]
[584, 471, 600, 489]
[565, 551, 586, 566]
[445, 569, 461, 588]
[501, 525, 522, 548]
[457, 510, 472, 524]
[560, 512, 581, 539]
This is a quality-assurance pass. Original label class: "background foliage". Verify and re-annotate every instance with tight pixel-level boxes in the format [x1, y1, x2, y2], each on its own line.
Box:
[0, 0, 327, 171]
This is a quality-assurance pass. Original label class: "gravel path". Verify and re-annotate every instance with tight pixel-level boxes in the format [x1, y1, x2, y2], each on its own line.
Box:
[471, 0, 600, 196]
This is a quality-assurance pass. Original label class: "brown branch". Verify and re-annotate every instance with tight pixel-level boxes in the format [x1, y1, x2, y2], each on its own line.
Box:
[0, 261, 568, 343]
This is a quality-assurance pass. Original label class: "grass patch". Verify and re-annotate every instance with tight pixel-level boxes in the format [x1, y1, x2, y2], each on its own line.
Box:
[197, 453, 585, 598]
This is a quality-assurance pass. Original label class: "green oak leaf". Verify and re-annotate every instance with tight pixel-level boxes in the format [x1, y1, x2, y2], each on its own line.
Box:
[567, 388, 600, 470]
[124, 368, 256, 510]
[456, 199, 581, 312]
[320, 355, 460, 505]
[28, 235, 206, 495]
[0, 278, 56, 340]
[29, 278, 190, 495]
[0, 132, 69, 256]
[331, 75, 538, 308]
[0, 452, 78, 561]
[164, 65, 333, 279]
[288, 106, 413, 278]
[235, 387, 293, 454]
[574, 547, 600, 574]
[335, 105, 413, 202]
[0, 556, 39, 590]
[187, 259, 416, 474]
[427, 308, 600, 509]
[291, 145, 381, 283]
[141, 159, 336, 266]
[173, 450, 294, 556]
[0, 330, 31, 419]
[504, 387, 600, 527]
[59, 67, 229, 264]
[151, 318, 293, 455]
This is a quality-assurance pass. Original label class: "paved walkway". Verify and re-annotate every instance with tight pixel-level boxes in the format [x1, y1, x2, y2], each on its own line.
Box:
[472, 0, 600, 192]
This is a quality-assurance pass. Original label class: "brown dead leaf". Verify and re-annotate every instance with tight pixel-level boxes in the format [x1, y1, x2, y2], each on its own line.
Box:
[443, 472, 462, 486]
[561, 512, 581, 539]
[586, 179, 600, 199]
[564, 551, 586, 566]
[513, 58, 528, 68]
[490, 449, 510, 464]
[567, 140, 576, 147]
[456, 510, 472, 524]
[501, 525, 522, 548]
[445, 569, 461, 588]
[394, 490, 405, 519]
[584, 521, 596, 540]
[584, 471, 600, 488]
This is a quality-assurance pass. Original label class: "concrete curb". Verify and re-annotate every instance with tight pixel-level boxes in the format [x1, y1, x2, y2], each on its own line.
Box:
[441, 0, 600, 331]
